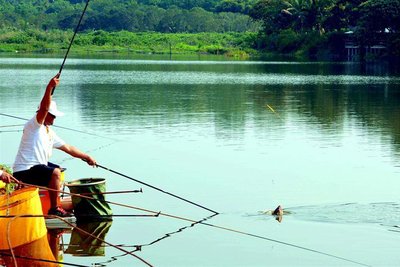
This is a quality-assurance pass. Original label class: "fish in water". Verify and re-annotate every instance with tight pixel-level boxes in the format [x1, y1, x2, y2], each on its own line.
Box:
[260, 205, 291, 223]
[273, 205, 283, 216]
[261, 205, 291, 215]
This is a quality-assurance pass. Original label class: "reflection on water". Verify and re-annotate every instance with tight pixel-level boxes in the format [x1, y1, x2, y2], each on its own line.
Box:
[0, 57, 399, 201]
[73, 82, 400, 158]
[0, 234, 57, 267]
[94, 213, 217, 266]
[1, 220, 115, 266]
[1, 57, 400, 266]
[66, 221, 113, 257]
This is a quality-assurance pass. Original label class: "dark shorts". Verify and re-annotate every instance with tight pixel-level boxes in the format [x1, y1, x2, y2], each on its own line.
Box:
[13, 162, 60, 187]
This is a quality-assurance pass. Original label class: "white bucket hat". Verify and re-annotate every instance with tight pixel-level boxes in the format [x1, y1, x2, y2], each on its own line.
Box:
[48, 100, 64, 117]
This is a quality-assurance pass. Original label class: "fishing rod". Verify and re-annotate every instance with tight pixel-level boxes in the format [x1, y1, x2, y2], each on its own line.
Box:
[12, 180, 160, 217]
[93, 213, 218, 267]
[50, 127, 217, 215]
[3, 214, 153, 267]
[94, 162, 219, 215]
[0, 251, 90, 267]
[0, 214, 158, 218]
[142, 213, 218, 248]
[4, 181, 371, 267]
[79, 189, 143, 195]
[51, 0, 91, 95]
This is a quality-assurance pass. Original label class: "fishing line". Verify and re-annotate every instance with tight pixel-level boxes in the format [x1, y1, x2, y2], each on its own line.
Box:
[58, 139, 120, 166]
[94, 162, 219, 215]
[55, 215, 154, 267]
[200, 222, 371, 267]
[2, 213, 153, 267]
[7, 180, 371, 267]
[142, 213, 218, 247]
[92, 247, 141, 267]
[0, 113, 118, 141]
[0, 124, 25, 128]
[5, 216, 17, 266]
[94, 214, 217, 267]
[51, 0, 91, 95]
[0, 251, 89, 267]
[0, 130, 22, 133]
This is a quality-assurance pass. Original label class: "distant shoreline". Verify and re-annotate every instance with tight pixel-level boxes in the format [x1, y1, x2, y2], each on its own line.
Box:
[0, 30, 258, 59]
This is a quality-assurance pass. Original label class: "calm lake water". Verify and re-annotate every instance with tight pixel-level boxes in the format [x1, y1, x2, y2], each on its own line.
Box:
[1, 55, 400, 267]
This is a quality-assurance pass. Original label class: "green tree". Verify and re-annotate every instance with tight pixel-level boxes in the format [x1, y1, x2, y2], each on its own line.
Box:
[357, 0, 400, 34]
[355, 0, 400, 56]
[249, 0, 292, 34]
[283, 0, 334, 34]
[0, 0, 16, 27]
[137, 5, 166, 31]
[186, 7, 216, 32]
[216, 0, 246, 12]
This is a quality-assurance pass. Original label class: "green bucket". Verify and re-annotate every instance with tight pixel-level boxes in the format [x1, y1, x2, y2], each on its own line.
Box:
[65, 221, 113, 256]
[65, 178, 113, 221]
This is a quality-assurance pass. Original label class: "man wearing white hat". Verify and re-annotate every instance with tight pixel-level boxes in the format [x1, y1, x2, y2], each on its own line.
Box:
[13, 74, 96, 217]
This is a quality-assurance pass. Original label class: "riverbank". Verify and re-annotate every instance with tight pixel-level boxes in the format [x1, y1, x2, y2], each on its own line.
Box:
[0, 30, 258, 59]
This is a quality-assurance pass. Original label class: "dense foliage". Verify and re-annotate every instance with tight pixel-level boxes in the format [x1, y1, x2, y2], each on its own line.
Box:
[0, 0, 399, 59]
[0, 0, 258, 33]
[248, 0, 400, 59]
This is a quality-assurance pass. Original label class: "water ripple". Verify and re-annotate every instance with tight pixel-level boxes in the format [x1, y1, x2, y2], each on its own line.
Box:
[25, 69, 400, 85]
[288, 202, 400, 227]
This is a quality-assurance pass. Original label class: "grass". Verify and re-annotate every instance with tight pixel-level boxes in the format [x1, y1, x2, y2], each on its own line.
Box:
[0, 29, 258, 59]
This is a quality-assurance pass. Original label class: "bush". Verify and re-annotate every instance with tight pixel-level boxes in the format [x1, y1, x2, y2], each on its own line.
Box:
[3, 31, 30, 44]
[388, 34, 400, 57]
[91, 30, 111, 46]
[275, 29, 303, 53]
[300, 32, 326, 58]
[0, 29, 256, 56]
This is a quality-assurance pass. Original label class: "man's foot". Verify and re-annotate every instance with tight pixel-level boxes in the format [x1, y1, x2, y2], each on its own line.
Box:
[48, 206, 73, 217]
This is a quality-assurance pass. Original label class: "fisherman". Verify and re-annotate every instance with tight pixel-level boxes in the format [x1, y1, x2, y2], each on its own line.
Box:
[13, 74, 96, 217]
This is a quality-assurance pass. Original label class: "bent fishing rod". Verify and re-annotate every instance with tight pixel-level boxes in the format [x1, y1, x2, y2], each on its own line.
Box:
[93, 162, 219, 215]
[51, 0, 90, 95]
